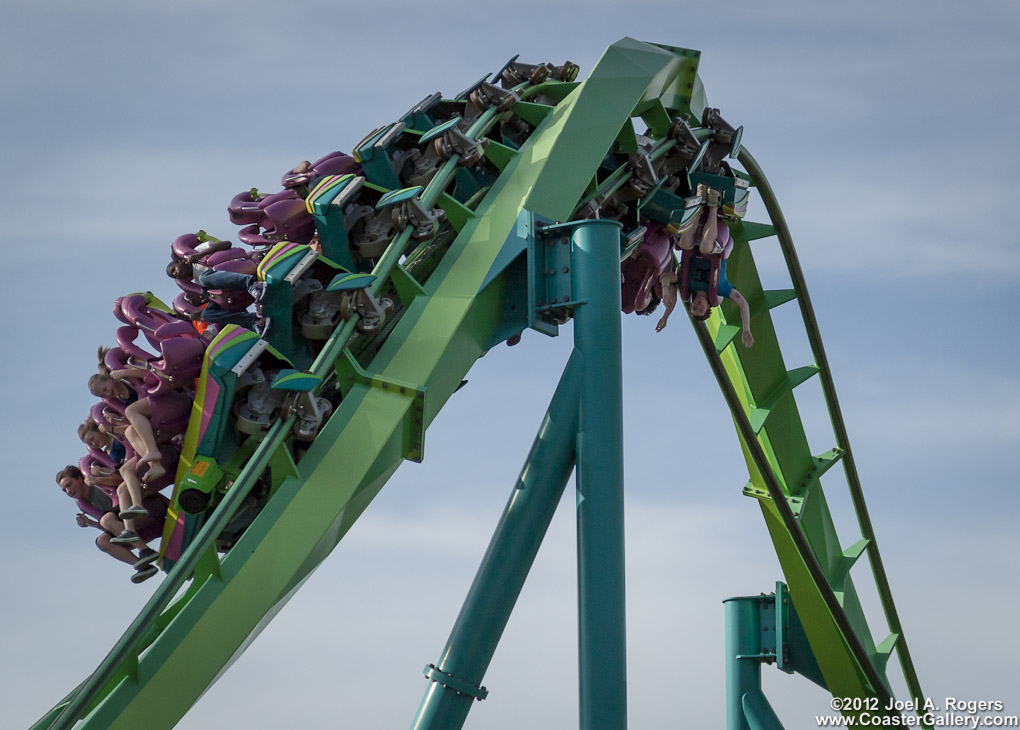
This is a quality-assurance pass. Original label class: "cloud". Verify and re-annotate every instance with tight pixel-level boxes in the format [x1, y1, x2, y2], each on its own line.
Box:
[812, 356, 1020, 454]
[775, 168, 1020, 283]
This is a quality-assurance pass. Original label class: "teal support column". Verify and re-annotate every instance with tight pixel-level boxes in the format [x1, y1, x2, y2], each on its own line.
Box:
[725, 596, 764, 730]
[570, 219, 627, 730]
[410, 352, 582, 730]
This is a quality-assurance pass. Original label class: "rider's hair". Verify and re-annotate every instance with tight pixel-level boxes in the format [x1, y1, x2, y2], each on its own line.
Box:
[690, 292, 713, 322]
[77, 418, 102, 443]
[55, 464, 84, 485]
[166, 260, 193, 279]
[87, 372, 113, 397]
[96, 346, 111, 376]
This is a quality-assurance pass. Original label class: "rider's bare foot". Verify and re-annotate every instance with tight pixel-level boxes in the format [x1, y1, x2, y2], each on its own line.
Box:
[142, 459, 165, 483]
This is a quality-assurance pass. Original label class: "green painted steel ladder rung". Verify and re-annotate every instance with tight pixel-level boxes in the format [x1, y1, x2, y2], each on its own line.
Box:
[483, 139, 518, 173]
[789, 447, 843, 496]
[742, 447, 841, 506]
[437, 192, 476, 233]
[748, 365, 820, 434]
[509, 100, 555, 127]
[734, 220, 775, 241]
[742, 481, 801, 509]
[754, 288, 798, 318]
[873, 633, 901, 675]
[716, 289, 798, 352]
[714, 287, 800, 354]
[713, 323, 741, 353]
[832, 537, 871, 604]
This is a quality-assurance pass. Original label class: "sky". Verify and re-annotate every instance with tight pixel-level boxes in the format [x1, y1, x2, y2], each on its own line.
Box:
[1, 1, 1018, 728]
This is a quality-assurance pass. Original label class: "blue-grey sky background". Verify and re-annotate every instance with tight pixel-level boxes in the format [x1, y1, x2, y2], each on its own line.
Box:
[2, 1, 1017, 727]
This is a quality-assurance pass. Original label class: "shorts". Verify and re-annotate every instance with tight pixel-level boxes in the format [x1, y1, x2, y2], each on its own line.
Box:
[134, 494, 171, 543]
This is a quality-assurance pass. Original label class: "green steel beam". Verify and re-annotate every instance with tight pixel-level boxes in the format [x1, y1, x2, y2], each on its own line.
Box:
[689, 311, 896, 715]
[686, 143, 925, 724]
[737, 149, 926, 714]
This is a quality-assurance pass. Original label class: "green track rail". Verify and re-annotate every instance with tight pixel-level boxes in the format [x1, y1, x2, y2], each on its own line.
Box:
[35, 38, 922, 729]
[690, 151, 925, 719]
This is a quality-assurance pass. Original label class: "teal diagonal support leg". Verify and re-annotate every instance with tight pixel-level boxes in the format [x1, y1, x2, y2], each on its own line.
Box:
[570, 219, 627, 730]
[410, 352, 582, 730]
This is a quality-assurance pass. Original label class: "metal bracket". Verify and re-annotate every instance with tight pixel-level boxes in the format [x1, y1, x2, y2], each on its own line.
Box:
[666, 115, 710, 169]
[726, 582, 828, 690]
[468, 80, 519, 113]
[423, 664, 488, 701]
[531, 220, 589, 330]
[480, 210, 611, 345]
[496, 55, 579, 88]
[377, 186, 446, 241]
[230, 339, 269, 377]
[286, 391, 333, 442]
[420, 116, 487, 166]
[337, 288, 393, 335]
[621, 225, 647, 262]
[334, 350, 427, 462]
[703, 107, 744, 159]
[625, 146, 661, 197]
[737, 590, 782, 665]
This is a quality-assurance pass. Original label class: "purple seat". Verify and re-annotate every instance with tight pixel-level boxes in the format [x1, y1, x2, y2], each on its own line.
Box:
[621, 222, 674, 315]
[310, 151, 359, 178]
[228, 190, 264, 227]
[171, 232, 203, 260]
[138, 444, 180, 491]
[147, 389, 193, 441]
[148, 334, 207, 394]
[118, 294, 178, 334]
[172, 292, 203, 320]
[103, 346, 150, 394]
[78, 453, 120, 499]
[89, 401, 122, 437]
[237, 223, 275, 249]
[280, 151, 359, 188]
[229, 188, 315, 246]
[116, 325, 159, 366]
[261, 195, 315, 243]
[170, 236, 257, 308]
